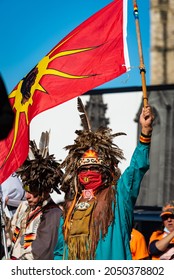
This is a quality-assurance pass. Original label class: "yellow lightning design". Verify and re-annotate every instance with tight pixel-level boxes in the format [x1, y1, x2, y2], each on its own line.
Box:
[2, 37, 97, 167]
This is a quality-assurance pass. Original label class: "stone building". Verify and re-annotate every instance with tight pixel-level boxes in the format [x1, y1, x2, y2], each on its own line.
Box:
[85, 0, 174, 207]
[136, 0, 174, 206]
[84, 94, 109, 131]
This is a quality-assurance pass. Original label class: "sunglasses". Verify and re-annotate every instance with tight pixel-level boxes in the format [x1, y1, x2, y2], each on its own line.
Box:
[162, 214, 174, 221]
[78, 166, 102, 172]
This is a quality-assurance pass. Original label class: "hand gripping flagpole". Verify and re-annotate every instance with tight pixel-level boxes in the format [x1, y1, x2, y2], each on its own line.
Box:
[0, 188, 9, 259]
[133, 0, 148, 107]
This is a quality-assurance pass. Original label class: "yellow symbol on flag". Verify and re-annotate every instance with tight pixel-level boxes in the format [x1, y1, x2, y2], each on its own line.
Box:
[4, 35, 98, 165]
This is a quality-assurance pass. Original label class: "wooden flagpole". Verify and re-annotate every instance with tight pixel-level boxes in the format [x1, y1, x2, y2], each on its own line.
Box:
[133, 0, 148, 107]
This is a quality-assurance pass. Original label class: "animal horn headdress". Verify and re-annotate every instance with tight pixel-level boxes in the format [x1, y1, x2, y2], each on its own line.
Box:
[60, 97, 126, 199]
[17, 131, 63, 195]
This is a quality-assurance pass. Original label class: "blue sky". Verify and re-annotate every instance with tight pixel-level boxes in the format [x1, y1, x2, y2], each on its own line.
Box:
[0, 0, 150, 94]
[0, 0, 150, 172]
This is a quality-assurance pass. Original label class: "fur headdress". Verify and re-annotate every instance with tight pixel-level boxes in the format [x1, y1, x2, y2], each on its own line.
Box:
[60, 97, 126, 199]
[17, 131, 63, 195]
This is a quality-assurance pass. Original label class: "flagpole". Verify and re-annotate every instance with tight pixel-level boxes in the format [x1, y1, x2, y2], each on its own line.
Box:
[133, 0, 148, 107]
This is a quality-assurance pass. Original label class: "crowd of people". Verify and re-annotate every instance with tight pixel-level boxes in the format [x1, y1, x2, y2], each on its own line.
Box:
[0, 95, 174, 260]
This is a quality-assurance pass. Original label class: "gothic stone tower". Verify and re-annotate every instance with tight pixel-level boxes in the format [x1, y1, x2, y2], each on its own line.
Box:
[150, 0, 174, 84]
[85, 95, 109, 131]
[136, 0, 174, 206]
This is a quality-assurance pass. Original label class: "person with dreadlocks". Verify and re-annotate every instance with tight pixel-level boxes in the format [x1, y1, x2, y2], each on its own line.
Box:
[5, 131, 64, 260]
[54, 97, 154, 260]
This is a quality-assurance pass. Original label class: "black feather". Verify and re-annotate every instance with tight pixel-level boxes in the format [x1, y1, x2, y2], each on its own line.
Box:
[77, 97, 91, 131]
[39, 130, 50, 158]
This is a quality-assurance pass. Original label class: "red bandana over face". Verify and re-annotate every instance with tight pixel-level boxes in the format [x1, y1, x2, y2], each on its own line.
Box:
[78, 170, 102, 190]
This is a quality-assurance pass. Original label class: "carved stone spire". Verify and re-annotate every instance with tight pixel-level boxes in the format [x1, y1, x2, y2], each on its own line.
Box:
[85, 95, 109, 131]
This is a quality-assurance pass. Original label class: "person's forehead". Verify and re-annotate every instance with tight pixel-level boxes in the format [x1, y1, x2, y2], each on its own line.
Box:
[25, 190, 39, 196]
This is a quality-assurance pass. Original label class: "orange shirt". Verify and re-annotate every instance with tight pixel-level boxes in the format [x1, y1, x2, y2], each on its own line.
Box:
[130, 228, 149, 260]
[149, 230, 174, 260]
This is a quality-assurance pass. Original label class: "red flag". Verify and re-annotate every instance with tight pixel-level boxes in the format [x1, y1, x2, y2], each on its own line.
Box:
[0, 0, 129, 184]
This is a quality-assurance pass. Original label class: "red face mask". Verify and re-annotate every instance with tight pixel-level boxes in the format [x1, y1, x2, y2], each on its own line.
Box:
[78, 170, 102, 190]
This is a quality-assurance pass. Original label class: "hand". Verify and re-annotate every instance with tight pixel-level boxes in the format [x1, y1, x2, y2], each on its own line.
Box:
[140, 105, 154, 136]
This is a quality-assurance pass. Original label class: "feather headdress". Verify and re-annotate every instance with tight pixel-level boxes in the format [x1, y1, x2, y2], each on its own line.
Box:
[17, 131, 63, 195]
[60, 97, 126, 198]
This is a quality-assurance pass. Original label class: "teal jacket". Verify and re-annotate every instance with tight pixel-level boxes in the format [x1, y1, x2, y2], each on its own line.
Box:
[54, 142, 150, 260]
